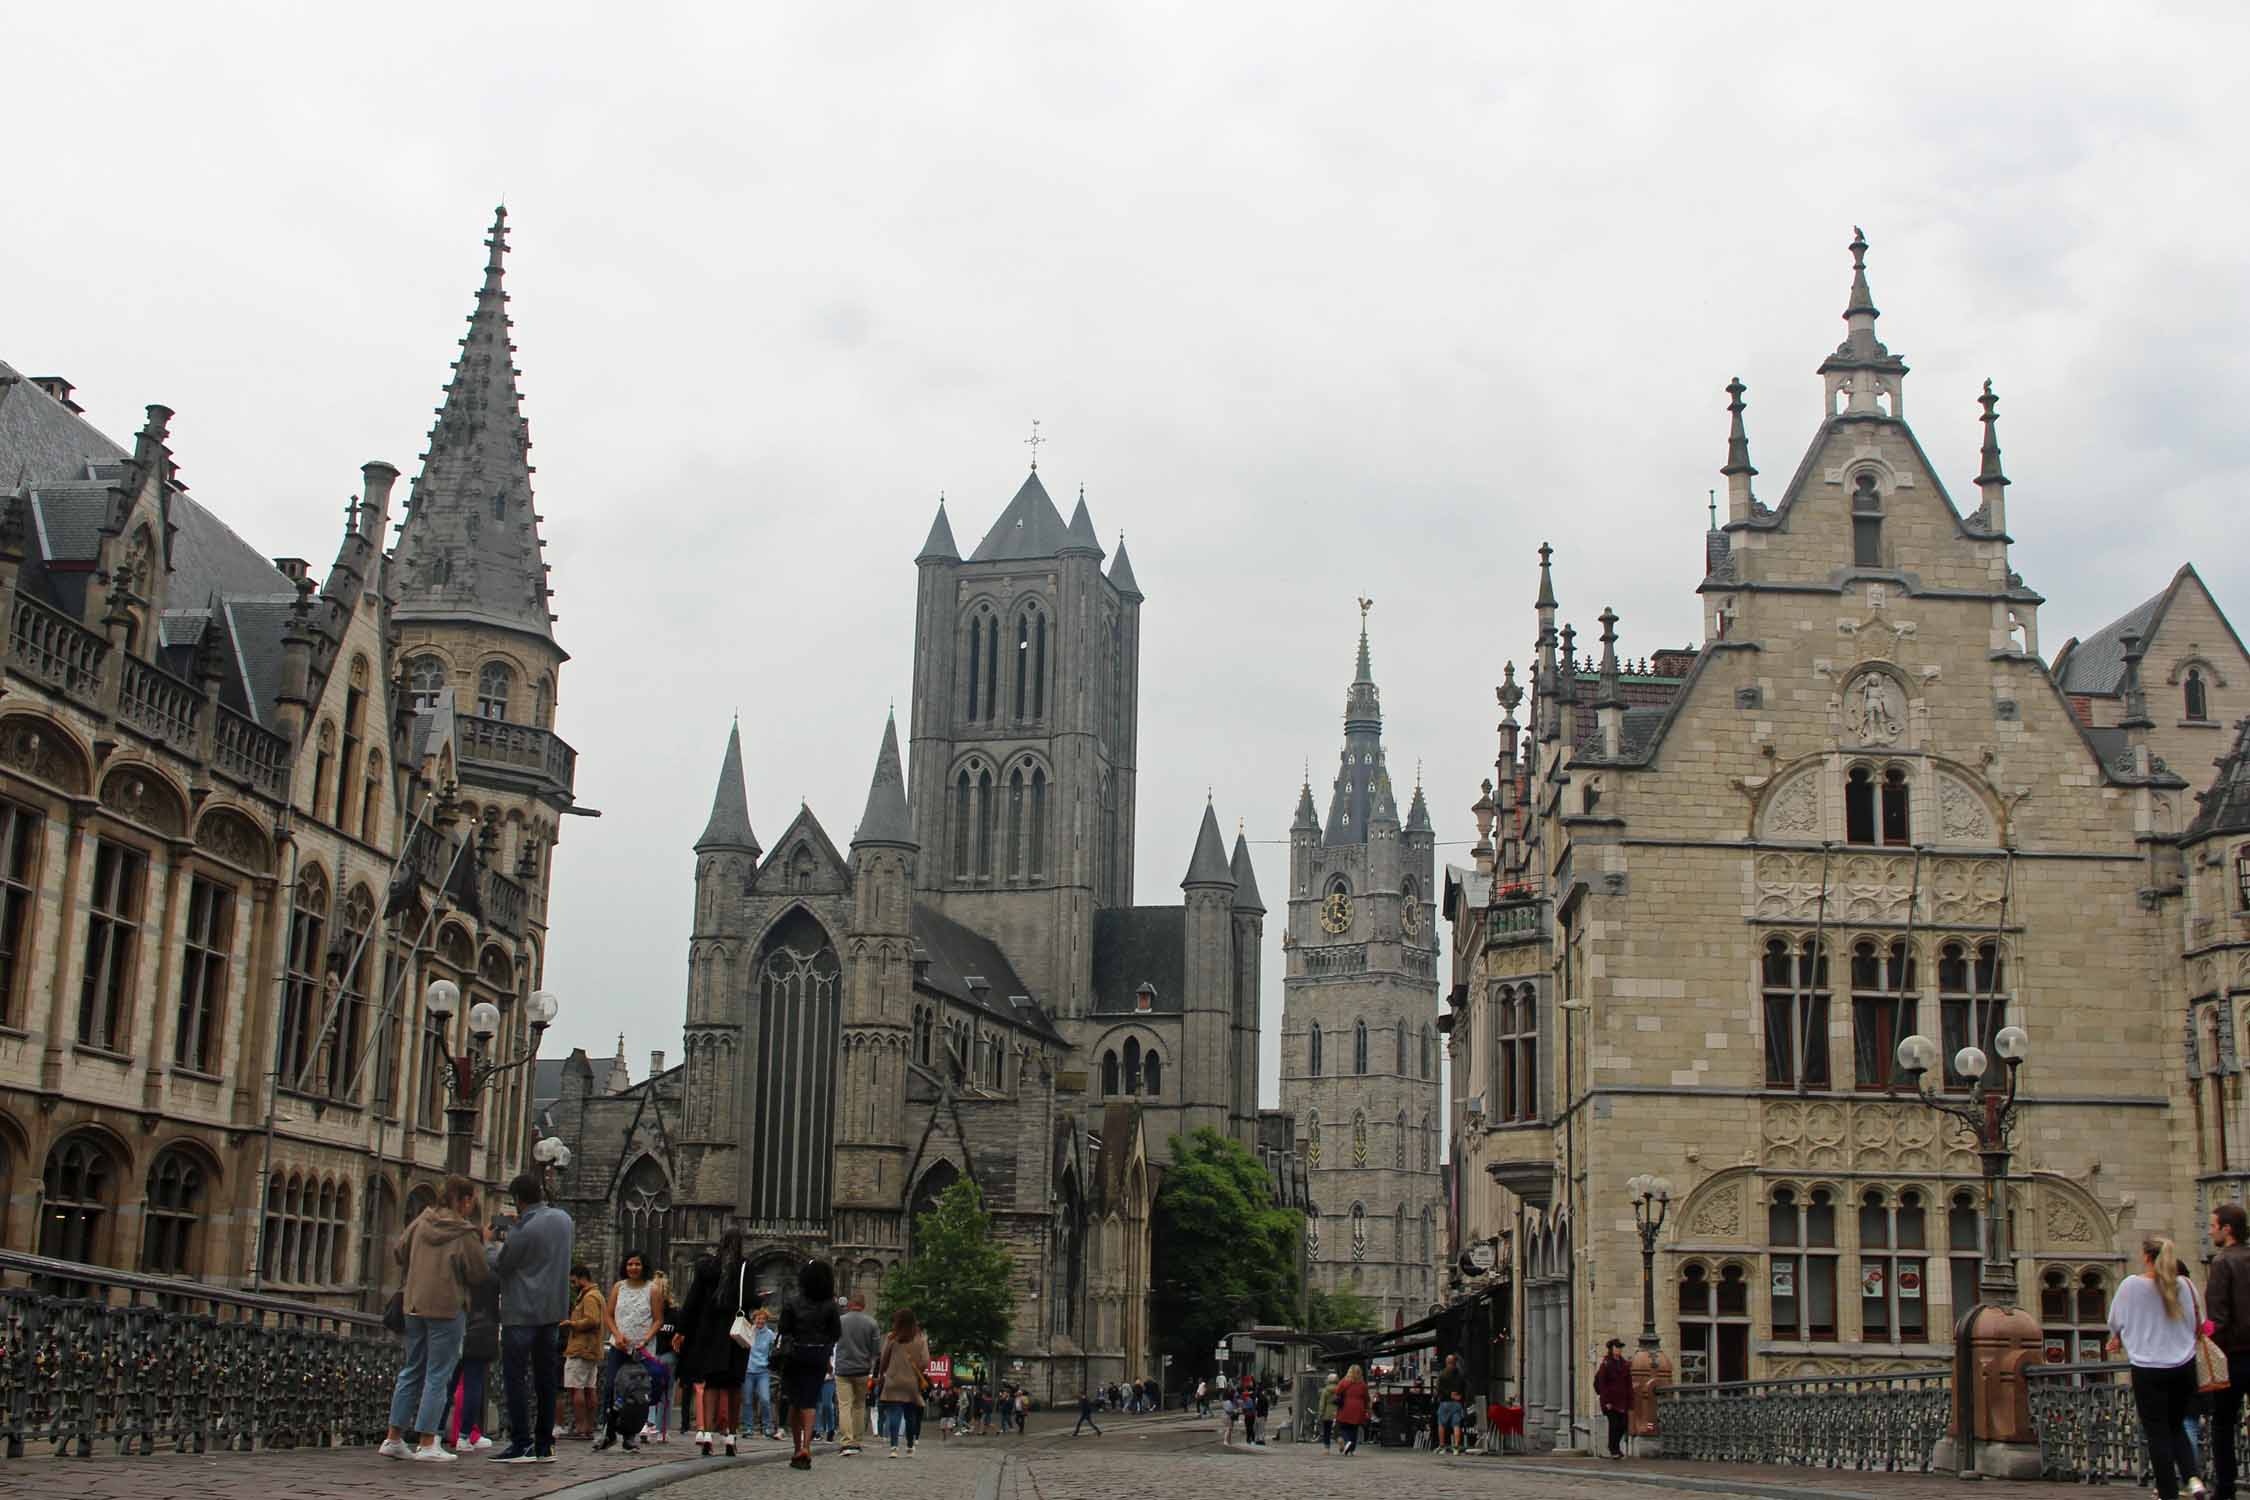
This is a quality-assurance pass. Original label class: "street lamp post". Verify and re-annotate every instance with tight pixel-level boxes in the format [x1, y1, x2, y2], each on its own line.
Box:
[1894, 1022, 2033, 1480]
[533, 1133, 573, 1198]
[426, 980, 559, 1177]
[1625, 1175, 1672, 1352]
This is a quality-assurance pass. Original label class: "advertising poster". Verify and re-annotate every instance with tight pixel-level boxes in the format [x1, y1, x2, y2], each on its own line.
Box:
[1771, 1263, 1795, 1298]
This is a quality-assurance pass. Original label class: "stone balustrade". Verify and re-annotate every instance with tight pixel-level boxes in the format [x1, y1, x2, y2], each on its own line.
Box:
[8, 594, 109, 709]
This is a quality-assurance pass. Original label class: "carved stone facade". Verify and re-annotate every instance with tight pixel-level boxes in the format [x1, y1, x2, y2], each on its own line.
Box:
[1441, 232, 2239, 1450]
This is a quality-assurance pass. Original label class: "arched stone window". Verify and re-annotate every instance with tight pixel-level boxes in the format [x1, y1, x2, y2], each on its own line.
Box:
[1123, 1037, 1141, 1094]
[2039, 1266, 2111, 1362]
[1354, 1019, 1369, 1075]
[976, 769, 995, 878]
[1768, 1185, 1839, 1340]
[476, 662, 513, 720]
[1007, 768, 1025, 879]
[750, 910, 840, 1226]
[966, 614, 985, 720]
[1396, 1019, 1408, 1075]
[1308, 1023, 1323, 1078]
[1851, 472, 1883, 567]
[277, 867, 330, 1092]
[1394, 1109, 1407, 1168]
[1949, 1188, 1986, 1310]
[953, 771, 972, 878]
[1143, 1049, 1161, 1097]
[0, 796, 41, 1030]
[174, 873, 236, 1075]
[913, 1006, 933, 1067]
[2188, 668, 2211, 722]
[1676, 1262, 1750, 1384]
[1761, 937, 1831, 1089]
[40, 1132, 117, 1266]
[79, 835, 148, 1052]
[141, 1147, 208, 1278]
[1850, 938, 1918, 1090]
[618, 1157, 673, 1283]
[407, 656, 446, 713]
[1422, 1022, 1435, 1080]
[1938, 940, 2008, 1091]
[1419, 1113, 1434, 1170]
[1029, 769, 1047, 877]
[1857, 1187, 1928, 1341]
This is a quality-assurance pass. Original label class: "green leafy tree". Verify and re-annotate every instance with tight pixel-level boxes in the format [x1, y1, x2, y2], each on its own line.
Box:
[1305, 1284, 1379, 1332]
[880, 1179, 1015, 1359]
[1150, 1127, 1304, 1377]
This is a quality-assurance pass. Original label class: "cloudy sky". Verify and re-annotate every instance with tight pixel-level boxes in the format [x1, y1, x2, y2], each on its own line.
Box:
[8, 4, 2246, 1101]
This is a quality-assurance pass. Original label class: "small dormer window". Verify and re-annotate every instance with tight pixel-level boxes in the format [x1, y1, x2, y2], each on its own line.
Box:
[2187, 669, 2210, 722]
[2236, 845, 2250, 912]
[1134, 983, 1154, 1012]
[1851, 473, 1883, 568]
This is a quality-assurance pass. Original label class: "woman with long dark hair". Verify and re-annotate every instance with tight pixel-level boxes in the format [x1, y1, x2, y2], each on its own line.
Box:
[875, 1305, 932, 1455]
[777, 1259, 843, 1469]
[594, 1249, 666, 1453]
[675, 1228, 752, 1456]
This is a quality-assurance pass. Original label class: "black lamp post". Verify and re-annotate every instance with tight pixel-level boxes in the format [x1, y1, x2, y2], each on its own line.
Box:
[426, 978, 558, 1177]
[1625, 1174, 1672, 1352]
[1894, 1024, 2030, 1304]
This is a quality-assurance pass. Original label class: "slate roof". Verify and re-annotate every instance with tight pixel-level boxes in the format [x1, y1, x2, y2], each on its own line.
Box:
[2188, 717, 2250, 840]
[967, 472, 1073, 562]
[1089, 906, 1186, 1015]
[1182, 801, 1235, 887]
[696, 720, 761, 852]
[1442, 863, 1491, 921]
[28, 483, 108, 562]
[392, 207, 557, 641]
[0, 362, 125, 485]
[1107, 538, 1142, 598]
[852, 713, 915, 847]
[2052, 566, 2245, 698]
[169, 490, 293, 600]
[911, 902, 1064, 1041]
[1229, 832, 1264, 913]
[918, 501, 959, 562]
[1064, 494, 1104, 556]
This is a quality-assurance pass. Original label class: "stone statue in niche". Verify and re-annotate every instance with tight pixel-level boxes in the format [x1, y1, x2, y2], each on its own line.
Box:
[1845, 671, 1905, 746]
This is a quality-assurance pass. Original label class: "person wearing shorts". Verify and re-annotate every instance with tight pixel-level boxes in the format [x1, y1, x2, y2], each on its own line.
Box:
[561, 1265, 606, 1439]
[1434, 1353, 1468, 1455]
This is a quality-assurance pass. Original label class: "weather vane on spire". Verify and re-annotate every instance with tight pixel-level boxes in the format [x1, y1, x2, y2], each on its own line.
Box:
[1358, 595, 1374, 621]
[1025, 419, 1045, 471]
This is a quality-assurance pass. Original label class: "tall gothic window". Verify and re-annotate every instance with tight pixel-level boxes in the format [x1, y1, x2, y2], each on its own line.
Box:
[2187, 668, 2210, 722]
[1394, 1109, 1407, 1168]
[1676, 1263, 1750, 1385]
[1033, 613, 1048, 719]
[1350, 1202, 1367, 1261]
[1851, 938, 1917, 1090]
[39, 1132, 115, 1267]
[1029, 770, 1047, 877]
[1123, 1037, 1142, 1094]
[953, 771, 972, 878]
[966, 615, 984, 720]
[983, 609, 1001, 723]
[748, 910, 840, 1225]
[174, 876, 235, 1074]
[1851, 472, 1883, 567]
[338, 658, 366, 831]
[78, 839, 146, 1051]
[278, 869, 330, 1093]
[913, 1006, 933, 1067]
[326, 885, 376, 1099]
[1858, 1188, 1928, 1341]
[1419, 1113, 1434, 1170]
[976, 769, 995, 877]
[141, 1148, 207, 1278]
[1882, 766, 1911, 845]
[477, 662, 513, 720]
[1939, 941, 2008, 1091]
[1422, 1022, 1435, 1080]
[1396, 1020, 1408, 1076]
[0, 799, 39, 1029]
[1014, 613, 1031, 720]
[618, 1157, 673, 1284]
[1007, 769, 1025, 879]
[1769, 1186, 1839, 1340]
[407, 655, 445, 713]
[1846, 766, 1877, 845]
[1497, 983, 1539, 1122]
[1352, 1112, 1368, 1167]
[1762, 937, 1831, 1089]
[1144, 1050, 1161, 1096]
[1353, 1019, 1369, 1075]
[1308, 1023, 1323, 1078]
[1102, 1048, 1119, 1096]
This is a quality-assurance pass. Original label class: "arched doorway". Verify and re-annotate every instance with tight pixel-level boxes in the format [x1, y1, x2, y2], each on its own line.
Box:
[908, 1160, 961, 1258]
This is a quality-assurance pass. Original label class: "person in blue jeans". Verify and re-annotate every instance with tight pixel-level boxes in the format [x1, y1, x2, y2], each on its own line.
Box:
[817, 1366, 838, 1442]
[486, 1173, 573, 1463]
[740, 1308, 778, 1438]
[380, 1176, 493, 1462]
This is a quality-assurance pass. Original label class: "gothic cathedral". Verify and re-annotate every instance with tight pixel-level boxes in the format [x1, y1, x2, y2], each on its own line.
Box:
[547, 469, 1265, 1397]
[1280, 607, 1446, 1328]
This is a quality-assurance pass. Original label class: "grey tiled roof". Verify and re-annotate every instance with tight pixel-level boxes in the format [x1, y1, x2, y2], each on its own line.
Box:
[221, 597, 300, 723]
[1064, 494, 1104, 555]
[1089, 906, 1185, 1015]
[852, 713, 915, 847]
[1229, 832, 1264, 913]
[1182, 801, 1235, 887]
[696, 720, 761, 852]
[2056, 571, 2184, 696]
[169, 490, 293, 600]
[29, 484, 108, 562]
[2188, 717, 2250, 839]
[0, 361, 125, 486]
[1107, 538, 1141, 598]
[967, 472, 1073, 562]
[911, 903, 1063, 1041]
[918, 501, 959, 562]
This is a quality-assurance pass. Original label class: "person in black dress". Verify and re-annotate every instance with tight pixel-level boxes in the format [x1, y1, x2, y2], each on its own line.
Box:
[778, 1259, 843, 1469]
[674, 1227, 752, 1456]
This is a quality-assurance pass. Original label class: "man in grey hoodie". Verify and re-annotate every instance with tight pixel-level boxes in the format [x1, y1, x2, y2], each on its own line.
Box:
[488, 1173, 574, 1463]
[832, 1295, 881, 1455]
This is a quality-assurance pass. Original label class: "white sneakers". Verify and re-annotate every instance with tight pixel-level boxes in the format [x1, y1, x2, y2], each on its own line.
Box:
[410, 1444, 458, 1462]
[378, 1438, 412, 1459]
[467, 1436, 493, 1451]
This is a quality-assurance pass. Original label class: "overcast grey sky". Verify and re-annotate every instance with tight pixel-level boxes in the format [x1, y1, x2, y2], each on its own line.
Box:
[8, 4, 2247, 1102]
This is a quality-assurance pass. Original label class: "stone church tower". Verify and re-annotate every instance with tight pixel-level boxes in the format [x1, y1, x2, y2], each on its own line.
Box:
[1281, 606, 1444, 1326]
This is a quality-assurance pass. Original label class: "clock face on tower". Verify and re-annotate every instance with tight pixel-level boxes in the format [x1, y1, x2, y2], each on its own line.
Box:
[1320, 889, 1353, 935]
[1402, 897, 1421, 937]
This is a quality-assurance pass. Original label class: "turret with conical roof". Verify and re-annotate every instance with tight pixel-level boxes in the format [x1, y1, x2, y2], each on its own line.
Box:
[1063, 489, 1104, 557]
[697, 720, 760, 855]
[1229, 830, 1265, 912]
[852, 711, 916, 850]
[918, 498, 959, 563]
[1108, 534, 1142, 600]
[1183, 800, 1237, 889]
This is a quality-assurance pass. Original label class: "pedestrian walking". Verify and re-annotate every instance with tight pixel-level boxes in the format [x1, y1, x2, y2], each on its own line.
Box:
[1196, 1378, 1209, 1417]
[1015, 1388, 1031, 1435]
[1594, 1340, 1633, 1460]
[2206, 1202, 2250, 1500]
[778, 1258, 844, 1469]
[1318, 1375, 1339, 1452]
[487, 1173, 571, 1463]
[380, 1175, 494, 1462]
[593, 1249, 667, 1453]
[675, 1226, 752, 1457]
[562, 1264, 605, 1440]
[2107, 1235, 2210, 1500]
[447, 1269, 500, 1451]
[833, 1294, 879, 1454]
[1074, 1389, 1102, 1438]
[740, 1308, 779, 1440]
[1222, 1391, 1239, 1445]
[1334, 1363, 1370, 1456]
[875, 1306, 932, 1455]
[818, 1359, 839, 1443]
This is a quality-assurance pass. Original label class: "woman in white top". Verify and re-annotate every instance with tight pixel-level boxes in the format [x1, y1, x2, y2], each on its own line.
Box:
[2106, 1235, 2208, 1500]
[595, 1249, 669, 1453]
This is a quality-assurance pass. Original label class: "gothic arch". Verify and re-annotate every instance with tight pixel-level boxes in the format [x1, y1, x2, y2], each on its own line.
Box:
[194, 804, 274, 873]
[1675, 1167, 1752, 1243]
[1756, 759, 1825, 841]
[99, 762, 188, 837]
[0, 712, 92, 794]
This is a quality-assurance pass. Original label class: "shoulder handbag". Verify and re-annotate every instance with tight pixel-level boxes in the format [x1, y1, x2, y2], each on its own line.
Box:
[729, 1266, 758, 1348]
[2193, 1282, 2232, 1392]
[770, 1302, 797, 1366]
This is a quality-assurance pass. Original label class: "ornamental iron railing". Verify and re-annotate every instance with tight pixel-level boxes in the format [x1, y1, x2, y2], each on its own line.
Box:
[2026, 1361, 2147, 1484]
[1656, 1368, 1951, 1472]
[0, 1249, 398, 1458]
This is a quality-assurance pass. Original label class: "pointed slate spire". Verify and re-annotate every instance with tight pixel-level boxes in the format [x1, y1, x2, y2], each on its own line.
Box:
[1405, 776, 1432, 835]
[1229, 831, 1265, 913]
[1369, 768, 1401, 829]
[968, 471, 1074, 561]
[918, 497, 959, 563]
[852, 711, 916, 849]
[1292, 772, 1320, 834]
[395, 206, 556, 638]
[696, 719, 761, 854]
[1107, 533, 1143, 599]
[1182, 799, 1237, 889]
[1327, 601, 1386, 844]
[1063, 487, 1104, 556]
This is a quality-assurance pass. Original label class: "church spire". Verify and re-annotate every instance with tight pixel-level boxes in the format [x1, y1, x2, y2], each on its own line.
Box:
[1229, 831, 1265, 912]
[1107, 533, 1142, 599]
[917, 496, 959, 562]
[1326, 600, 1387, 845]
[696, 719, 761, 854]
[1818, 226, 1908, 414]
[394, 206, 556, 639]
[1721, 377, 1759, 524]
[1975, 379, 2011, 537]
[852, 711, 916, 849]
[1182, 799, 1236, 889]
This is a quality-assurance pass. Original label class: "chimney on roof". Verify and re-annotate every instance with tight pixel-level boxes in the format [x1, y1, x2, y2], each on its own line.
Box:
[31, 377, 81, 413]
[273, 557, 310, 583]
[651, 1049, 665, 1077]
